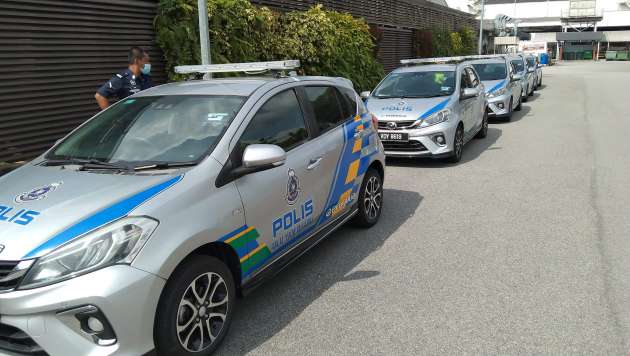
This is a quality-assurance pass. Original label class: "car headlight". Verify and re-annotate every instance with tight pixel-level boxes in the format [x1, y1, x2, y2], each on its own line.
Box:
[19, 217, 158, 289]
[419, 109, 450, 128]
[488, 87, 508, 98]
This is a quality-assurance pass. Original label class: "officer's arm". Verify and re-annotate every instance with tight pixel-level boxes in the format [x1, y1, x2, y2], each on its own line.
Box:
[94, 93, 110, 110]
[95, 75, 123, 110]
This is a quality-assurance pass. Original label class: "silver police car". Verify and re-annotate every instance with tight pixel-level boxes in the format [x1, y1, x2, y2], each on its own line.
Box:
[525, 54, 543, 89]
[0, 61, 385, 356]
[363, 57, 488, 163]
[470, 56, 523, 121]
[509, 54, 535, 102]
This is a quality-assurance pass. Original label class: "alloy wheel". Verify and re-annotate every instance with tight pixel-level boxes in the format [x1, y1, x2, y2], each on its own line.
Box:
[364, 176, 382, 220]
[176, 272, 229, 352]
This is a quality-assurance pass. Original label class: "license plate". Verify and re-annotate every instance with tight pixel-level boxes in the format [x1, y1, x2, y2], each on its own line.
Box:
[379, 132, 408, 142]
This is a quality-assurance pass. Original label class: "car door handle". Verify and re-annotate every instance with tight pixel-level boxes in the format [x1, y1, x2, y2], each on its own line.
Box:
[307, 157, 323, 171]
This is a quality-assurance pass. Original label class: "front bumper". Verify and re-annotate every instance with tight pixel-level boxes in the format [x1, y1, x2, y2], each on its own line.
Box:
[0, 265, 165, 356]
[486, 93, 512, 117]
[380, 121, 458, 158]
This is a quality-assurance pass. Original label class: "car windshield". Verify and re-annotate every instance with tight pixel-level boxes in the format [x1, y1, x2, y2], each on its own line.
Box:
[372, 71, 456, 98]
[526, 57, 536, 67]
[48, 95, 246, 165]
[472, 63, 508, 81]
[511, 60, 525, 73]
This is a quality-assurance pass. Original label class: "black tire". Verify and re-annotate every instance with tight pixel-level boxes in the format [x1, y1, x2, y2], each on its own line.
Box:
[448, 124, 464, 163]
[475, 111, 488, 139]
[155, 256, 236, 356]
[352, 168, 383, 228]
[522, 86, 529, 102]
[505, 98, 514, 121]
[514, 96, 522, 111]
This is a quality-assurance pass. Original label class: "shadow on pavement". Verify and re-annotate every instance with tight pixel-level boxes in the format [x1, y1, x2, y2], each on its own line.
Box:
[215, 188, 423, 355]
[386, 126, 502, 168]
[489, 104, 531, 124]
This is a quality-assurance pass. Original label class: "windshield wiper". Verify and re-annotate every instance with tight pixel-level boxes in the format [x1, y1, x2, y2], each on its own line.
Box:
[44, 158, 131, 171]
[132, 162, 198, 171]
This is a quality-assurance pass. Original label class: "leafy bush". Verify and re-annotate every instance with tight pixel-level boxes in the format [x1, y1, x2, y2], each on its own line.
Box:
[155, 0, 383, 91]
[430, 26, 477, 57]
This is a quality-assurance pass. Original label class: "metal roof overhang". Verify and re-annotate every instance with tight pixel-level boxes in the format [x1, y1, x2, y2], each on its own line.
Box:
[556, 32, 605, 41]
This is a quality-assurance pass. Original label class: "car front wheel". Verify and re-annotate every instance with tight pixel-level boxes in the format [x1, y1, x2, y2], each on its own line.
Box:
[448, 124, 464, 163]
[155, 256, 236, 356]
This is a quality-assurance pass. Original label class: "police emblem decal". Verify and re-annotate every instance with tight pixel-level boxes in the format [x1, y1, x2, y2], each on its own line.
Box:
[286, 169, 300, 205]
[15, 182, 63, 204]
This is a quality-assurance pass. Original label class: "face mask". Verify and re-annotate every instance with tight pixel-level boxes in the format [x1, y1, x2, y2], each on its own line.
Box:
[141, 63, 151, 75]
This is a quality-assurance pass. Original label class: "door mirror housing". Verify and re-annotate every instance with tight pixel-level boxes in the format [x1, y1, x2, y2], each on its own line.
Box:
[461, 87, 480, 100]
[230, 144, 286, 180]
[360, 91, 371, 100]
[511, 74, 523, 82]
[242, 144, 286, 169]
[527, 67, 535, 73]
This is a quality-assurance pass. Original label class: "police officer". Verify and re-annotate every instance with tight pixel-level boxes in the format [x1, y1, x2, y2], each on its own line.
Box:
[94, 47, 153, 110]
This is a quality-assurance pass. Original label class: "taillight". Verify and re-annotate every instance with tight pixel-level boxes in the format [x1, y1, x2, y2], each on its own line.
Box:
[371, 114, 378, 132]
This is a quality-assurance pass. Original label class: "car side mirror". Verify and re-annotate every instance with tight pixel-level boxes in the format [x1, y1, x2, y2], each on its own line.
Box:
[360, 91, 371, 100]
[527, 67, 535, 73]
[230, 144, 286, 180]
[461, 87, 480, 99]
[243, 144, 286, 169]
[511, 74, 523, 82]
[537, 63, 543, 68]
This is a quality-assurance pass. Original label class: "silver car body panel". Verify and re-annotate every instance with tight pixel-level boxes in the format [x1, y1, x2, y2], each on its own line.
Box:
[366, 63, 487, 158]
[0, 75, 385, 356]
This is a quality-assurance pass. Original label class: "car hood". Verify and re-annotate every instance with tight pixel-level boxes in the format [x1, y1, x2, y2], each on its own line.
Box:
[0, 164, 182, 260]
[366, 96, 452, 122]
[482, 79, 507, 94]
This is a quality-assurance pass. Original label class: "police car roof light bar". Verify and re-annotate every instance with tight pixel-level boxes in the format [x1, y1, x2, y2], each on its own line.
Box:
[400, 56, 476, 66]
[400, 55, 507, 66]
[174, 60, 300, 75]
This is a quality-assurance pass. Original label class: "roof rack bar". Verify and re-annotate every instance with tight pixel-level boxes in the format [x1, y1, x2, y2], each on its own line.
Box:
[400, 54, 508, 66]
[175, 60, 300, 74]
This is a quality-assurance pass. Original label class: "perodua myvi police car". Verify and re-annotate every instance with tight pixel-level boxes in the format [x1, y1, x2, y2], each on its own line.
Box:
[525, 54, 543, 89]
[470, 55, 523, 121]
[510, 54, 535, 102]
[363, 57, 488, 163]
[0, 61, 385, 356]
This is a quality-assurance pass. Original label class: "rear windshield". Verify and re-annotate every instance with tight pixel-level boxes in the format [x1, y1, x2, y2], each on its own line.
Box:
[372, 71, 456, 99]
[511, 60, 525, 73]
[48, 95, 246, 164]
[472, 63, 508, 81]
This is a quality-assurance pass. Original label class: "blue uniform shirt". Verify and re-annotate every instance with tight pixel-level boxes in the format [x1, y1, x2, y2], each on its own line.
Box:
[97, 69, 153, 100]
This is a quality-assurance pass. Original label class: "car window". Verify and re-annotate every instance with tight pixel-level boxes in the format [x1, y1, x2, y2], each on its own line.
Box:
[303, 86, 346, 134]
[48, 95, 245, 164]
[465, 68, 480, 87]
[372, 71, 456, 98]
[338, 87, 358, 119]
[238, 89, 308, 153]
[472, 63, 508, 81]
[460, 72, 470, 90]
[511, 59, 525, 73]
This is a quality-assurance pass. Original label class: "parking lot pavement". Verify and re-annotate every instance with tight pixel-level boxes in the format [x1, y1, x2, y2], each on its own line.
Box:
[216, 61, 630, 355]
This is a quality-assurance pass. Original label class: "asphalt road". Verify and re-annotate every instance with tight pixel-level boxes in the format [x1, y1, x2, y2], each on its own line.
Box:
[216, 61, 630, 355]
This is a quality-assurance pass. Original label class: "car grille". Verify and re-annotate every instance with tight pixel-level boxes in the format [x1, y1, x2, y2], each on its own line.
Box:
[0, 261, 27, 292]
[383, 141, 428, 152]
[0, 323, 48, 355]
[378, 120, 417, 130]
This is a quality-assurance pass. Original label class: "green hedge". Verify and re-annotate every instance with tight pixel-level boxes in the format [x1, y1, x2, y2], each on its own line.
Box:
[155, 0, 383, 91]
[431, 26, 477, 57]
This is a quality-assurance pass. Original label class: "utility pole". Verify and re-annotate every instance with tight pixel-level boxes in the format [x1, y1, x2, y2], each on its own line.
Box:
[198, 0, 212, 77]
[478, 0, 485, 54]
